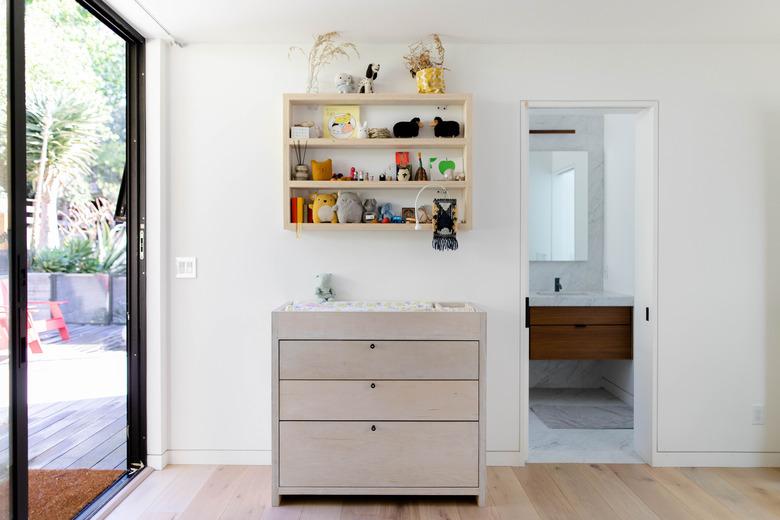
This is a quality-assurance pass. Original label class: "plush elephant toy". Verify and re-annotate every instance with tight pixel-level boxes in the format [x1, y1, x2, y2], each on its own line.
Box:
[334, 192, 363, 223]
[314, 273, 335, 303]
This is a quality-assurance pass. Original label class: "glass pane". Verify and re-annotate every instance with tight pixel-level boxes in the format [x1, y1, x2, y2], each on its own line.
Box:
[0, 0, 11, 517]
[26, 0, 127, 515]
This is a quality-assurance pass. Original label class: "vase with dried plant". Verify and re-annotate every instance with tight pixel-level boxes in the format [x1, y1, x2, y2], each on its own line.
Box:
[289, 32, 360, 94]
[403, 34, 447, 94]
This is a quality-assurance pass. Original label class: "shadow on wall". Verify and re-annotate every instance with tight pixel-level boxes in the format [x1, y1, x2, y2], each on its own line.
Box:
[763, 110, 780, 453]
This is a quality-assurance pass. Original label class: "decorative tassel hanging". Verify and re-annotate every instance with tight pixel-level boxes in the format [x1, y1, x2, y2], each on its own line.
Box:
[432, 198, 458, 251]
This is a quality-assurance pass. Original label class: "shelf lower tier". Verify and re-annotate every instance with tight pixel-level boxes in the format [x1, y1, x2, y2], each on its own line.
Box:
[285, 222, 470, 231]
[289, 180, 466, 189]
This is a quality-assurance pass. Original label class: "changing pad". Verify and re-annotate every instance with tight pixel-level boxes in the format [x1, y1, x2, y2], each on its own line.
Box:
[285, 301, 475, 312]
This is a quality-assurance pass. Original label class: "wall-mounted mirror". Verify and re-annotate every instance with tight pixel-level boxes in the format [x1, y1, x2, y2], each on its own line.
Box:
[529, 151, 588, 261]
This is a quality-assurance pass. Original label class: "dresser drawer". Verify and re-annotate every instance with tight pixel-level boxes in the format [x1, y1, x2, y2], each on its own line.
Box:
[279, 421, 478, 488]
[530, 325, 632, 359]
[529, 306, 632, 326]
[280, 380, 478, 421]
[279, 340, 478, 380]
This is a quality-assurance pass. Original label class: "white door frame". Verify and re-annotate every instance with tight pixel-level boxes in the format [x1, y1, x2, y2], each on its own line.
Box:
[519, 100, 659, 464]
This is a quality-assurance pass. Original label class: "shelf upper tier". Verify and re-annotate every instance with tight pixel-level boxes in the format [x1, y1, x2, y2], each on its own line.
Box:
[287, 138, 466, 149]
[289, 181, 467, 189]
[284, 93, 471, 106]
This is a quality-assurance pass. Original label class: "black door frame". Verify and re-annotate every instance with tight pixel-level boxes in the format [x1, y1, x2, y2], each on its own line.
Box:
[7, 0, 146, 516]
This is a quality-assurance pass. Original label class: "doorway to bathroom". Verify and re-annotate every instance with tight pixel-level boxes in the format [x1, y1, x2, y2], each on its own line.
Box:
[519, 101, 658, 464]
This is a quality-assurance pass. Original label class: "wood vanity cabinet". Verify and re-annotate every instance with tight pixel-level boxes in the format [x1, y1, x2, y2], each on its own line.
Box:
[529, 306, 633, 360]
[272, 307, 487, 506]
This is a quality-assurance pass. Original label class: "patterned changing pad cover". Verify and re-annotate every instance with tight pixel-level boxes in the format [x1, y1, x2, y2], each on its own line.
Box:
[285, 301, 474, 312]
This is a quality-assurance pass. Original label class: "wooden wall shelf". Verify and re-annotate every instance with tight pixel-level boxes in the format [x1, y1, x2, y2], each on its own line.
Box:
[283, 93, 472, 231]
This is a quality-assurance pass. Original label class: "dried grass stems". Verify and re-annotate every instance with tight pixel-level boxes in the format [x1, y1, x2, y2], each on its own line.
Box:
[403, 33, 447, 78]
[292, 139, 308, 165]
[289, 32, 360, 93]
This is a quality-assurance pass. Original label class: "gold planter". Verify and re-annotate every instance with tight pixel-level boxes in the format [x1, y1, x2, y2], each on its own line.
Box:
[415, 67, 445, 94]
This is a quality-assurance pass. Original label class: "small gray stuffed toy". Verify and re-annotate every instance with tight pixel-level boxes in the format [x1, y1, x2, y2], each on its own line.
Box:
[334, 192, 363, 223]
[362, 198, 378, 223]
[315, 273, 335, 303]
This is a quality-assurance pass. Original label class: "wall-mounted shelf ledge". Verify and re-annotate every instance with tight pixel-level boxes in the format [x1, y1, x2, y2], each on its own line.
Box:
[284, 222, 469, 232]
[287, 138, 467, 149]
[284, 93, 471, 106]
[289, 181, 467, 190]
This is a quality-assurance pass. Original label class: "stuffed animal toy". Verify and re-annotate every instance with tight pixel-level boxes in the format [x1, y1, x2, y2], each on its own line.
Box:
[311, 159, 333, 181]
[379, 203, 394, 223]
[357, 121, 369, 139]
[361, 198, 378, 222]
[393, 117, 423, 138]
[309, 192, 338, 223]
[314, 273, 335, 303]
[334, 72, 354, 93]
[334, 192, 363, 223]
[358, 63, 380, 93]
[432, 117, 461, 138]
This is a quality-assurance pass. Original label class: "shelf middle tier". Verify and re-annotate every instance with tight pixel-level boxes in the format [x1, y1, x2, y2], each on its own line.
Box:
[287, 138, 467, 149]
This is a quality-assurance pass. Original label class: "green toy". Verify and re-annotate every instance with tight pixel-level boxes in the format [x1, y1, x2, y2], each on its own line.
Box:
[429, 156, 457, 180]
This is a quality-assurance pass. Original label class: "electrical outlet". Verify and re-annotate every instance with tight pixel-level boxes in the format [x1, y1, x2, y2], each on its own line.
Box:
[175, 257, 197, 279]
[752, 404, 765, 425]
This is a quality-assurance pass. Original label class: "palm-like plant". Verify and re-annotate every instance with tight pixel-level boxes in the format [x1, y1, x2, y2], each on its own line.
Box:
[26, 88, 106, 250]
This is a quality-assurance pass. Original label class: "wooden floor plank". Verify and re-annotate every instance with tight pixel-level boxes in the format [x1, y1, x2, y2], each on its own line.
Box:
[716, 468, 780, 518]
[107, 466, 186, 519]
[609, 464, 696, 520]
[142, 464, 216, 516]
[512, 465, 580, 520]
[218, 466, 272, 520]
[546, 464, 621, 520]
[487, 466, 541, 520]
[179, 465, 249, 519]
[649, 467, 739, 520]
[680, 467, 777, 520]
[578, 464, 658, 520]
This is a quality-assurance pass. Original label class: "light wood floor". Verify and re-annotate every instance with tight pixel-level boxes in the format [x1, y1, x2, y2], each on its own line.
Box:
[106, 464, 780, 519]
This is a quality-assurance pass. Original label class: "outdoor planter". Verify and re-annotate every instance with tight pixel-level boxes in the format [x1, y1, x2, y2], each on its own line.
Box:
[53, 273, 112, 325]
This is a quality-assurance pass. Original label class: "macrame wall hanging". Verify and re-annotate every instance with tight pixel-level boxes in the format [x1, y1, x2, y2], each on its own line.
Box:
[432, 198, 458, 251]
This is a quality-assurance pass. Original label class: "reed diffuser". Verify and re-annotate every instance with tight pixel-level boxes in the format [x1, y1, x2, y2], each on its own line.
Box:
[292, 140, 309, 180]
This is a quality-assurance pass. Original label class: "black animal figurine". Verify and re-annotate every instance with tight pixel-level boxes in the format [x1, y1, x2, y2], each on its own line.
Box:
[432, 117, 460, 138]
[393, 117, 423, 138]
[359, 63, 380, 93]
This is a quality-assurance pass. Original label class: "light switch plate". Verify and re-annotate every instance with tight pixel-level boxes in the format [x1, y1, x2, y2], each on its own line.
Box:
[175, 257, 197, 279]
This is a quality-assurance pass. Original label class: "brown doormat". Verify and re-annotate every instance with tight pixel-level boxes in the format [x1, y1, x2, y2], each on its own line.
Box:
[29, 469, 124, 520]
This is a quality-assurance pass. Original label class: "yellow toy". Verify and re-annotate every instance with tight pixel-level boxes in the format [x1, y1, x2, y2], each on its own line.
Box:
[309, 193, 338, 223]
[311, 159, 333, 181]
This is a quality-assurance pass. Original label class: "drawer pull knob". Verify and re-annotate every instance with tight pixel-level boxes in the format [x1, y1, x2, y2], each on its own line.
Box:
[369, 343, 376, 349]
[370, 383, 376, 389]
[371, 425, 376, 431]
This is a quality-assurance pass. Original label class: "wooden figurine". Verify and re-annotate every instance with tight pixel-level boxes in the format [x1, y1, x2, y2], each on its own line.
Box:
[358, 63, 380, 93]
[393, 118, 423, 138]
[432, 116, 460, 138]
[414, 151, 428, 181]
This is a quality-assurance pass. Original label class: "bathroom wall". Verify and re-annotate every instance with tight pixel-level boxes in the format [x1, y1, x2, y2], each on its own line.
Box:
[149, 41, 780, 465]
[529, 115, 604, 292]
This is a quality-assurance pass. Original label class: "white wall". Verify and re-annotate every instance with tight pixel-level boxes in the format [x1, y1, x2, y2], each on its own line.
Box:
[604, 114, 636, 295]
[156, 42, 780, 465]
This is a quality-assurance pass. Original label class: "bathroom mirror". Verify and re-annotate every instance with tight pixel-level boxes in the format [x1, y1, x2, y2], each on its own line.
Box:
[529, 151, 589, 261]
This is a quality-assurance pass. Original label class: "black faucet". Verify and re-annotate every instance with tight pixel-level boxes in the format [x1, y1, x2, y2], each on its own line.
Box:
[554, 277, 563, 293]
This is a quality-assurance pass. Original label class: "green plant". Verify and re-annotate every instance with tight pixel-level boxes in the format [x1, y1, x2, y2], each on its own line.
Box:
[32, 238, 100, 273]
[58, 198, 127, 274]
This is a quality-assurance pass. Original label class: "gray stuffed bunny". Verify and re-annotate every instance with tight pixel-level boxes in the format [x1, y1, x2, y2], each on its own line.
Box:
[315, 273, 335, 302]
[334, 192, 363, 223]
[362, 198, 378, 223]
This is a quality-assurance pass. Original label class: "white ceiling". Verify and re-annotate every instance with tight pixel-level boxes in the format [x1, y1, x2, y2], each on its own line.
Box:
[107, 0, 780, 45]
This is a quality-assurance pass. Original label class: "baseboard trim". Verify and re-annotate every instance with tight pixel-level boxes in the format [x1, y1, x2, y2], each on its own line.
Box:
[601, 377, 633, 405]
[147, 451, 169, 470]
[166, 449, 272, 465]
[486, 451, 525, 466]
[651, 451, 780, 467]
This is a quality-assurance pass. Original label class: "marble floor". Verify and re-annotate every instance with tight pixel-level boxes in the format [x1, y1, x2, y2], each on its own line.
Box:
[528, 388, 644, 463]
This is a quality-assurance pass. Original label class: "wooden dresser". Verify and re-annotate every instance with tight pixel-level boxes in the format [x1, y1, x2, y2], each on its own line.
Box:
[272, 305, 486, 506]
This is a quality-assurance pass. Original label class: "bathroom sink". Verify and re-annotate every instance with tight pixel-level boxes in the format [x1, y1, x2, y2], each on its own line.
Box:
[536, 291, 589, 296]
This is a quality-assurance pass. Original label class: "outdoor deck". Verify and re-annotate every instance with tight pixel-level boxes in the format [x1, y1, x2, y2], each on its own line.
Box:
[16, 324, 127, 471]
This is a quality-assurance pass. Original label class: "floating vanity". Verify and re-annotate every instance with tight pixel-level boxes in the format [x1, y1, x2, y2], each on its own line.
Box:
[528, 292, 633, 360]
[271, 301, 486, 506]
